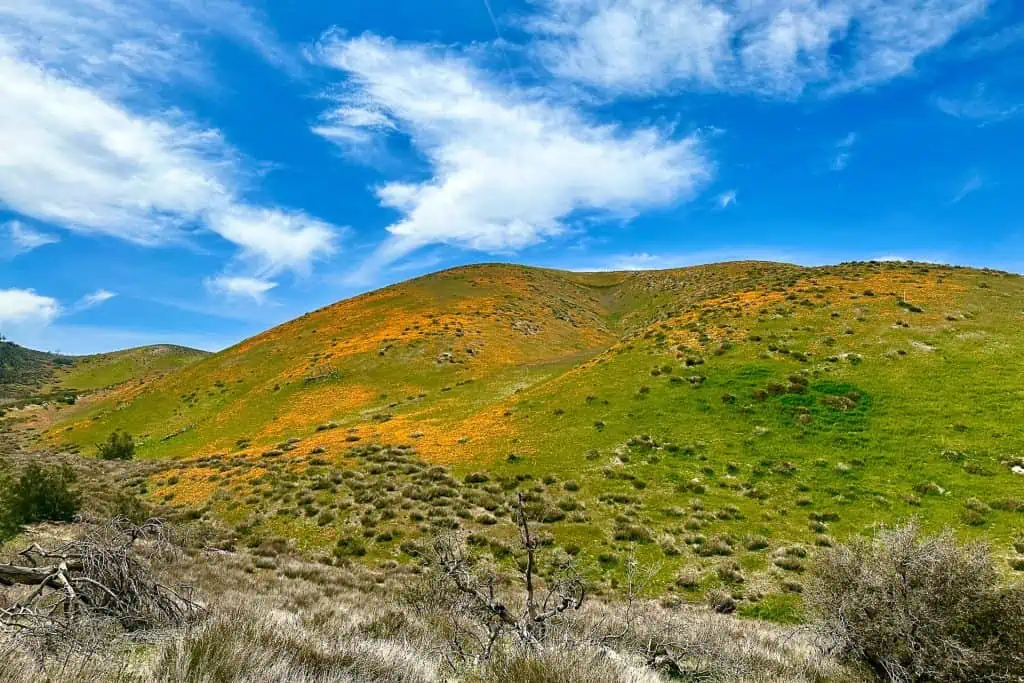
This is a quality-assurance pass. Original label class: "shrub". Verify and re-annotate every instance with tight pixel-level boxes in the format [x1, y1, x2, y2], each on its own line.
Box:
[110, 490, 152, 525]
[697, 536, 734, 557]
[0, 463, 81, 536]
[97, 430, 135, 460]
[745, 535, 770, 551]
[675, 566, 702, 588]
[807, 522, 1024, 682]
[716, 562, 745, 584]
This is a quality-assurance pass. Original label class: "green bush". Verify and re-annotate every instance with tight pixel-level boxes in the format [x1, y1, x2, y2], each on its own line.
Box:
[98, 430, 135, 460]
[0, 463, 82, 536]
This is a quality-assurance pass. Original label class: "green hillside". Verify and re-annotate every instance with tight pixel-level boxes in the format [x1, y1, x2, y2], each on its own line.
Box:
[0, 341, 67, 400]
[42, 260, 1024, 610]
[54, 345, 210, 393]
[0, 342, 207, 403]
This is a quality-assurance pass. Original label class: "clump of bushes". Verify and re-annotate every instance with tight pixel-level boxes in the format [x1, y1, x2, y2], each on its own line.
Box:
[808, 522, 1024, 682]
[97, 430, 135, 460]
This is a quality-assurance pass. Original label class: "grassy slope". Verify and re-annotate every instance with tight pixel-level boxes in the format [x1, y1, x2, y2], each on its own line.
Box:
[44, 260, 1024, 609]
[53, 345, 209, 393]
[50, 265, 617, 458]
[0, 342, 65, 399]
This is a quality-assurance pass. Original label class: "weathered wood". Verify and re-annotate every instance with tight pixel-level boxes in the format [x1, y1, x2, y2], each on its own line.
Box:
[0, 561, 83, 585]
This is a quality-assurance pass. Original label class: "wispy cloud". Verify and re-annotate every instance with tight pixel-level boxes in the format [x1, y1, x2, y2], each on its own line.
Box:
[528, 0, 988, 98]
[831, 132, 857, 171]
[961, 22, 1024, 56]
[934, 84, 1021, 124]
[205, 275, 278, 303]
[716, 189, 738, 209]
[316, 33, 713, 277]
[952, 173, 984, 203]
[0, 0, 295, 92]
[74, 289, 117, 312]
[0, 0, 337, 277]
[1, 220, 60, 258]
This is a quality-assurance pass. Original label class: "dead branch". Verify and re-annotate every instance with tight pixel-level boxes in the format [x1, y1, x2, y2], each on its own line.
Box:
[0, 518, 204, 637]
[429, 493, 586, 664]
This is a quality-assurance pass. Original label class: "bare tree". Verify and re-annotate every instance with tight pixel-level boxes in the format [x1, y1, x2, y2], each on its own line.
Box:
[429, 493, 585, 666]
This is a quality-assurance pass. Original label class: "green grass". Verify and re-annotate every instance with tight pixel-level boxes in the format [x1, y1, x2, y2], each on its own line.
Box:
[42, 260, 1024, 604]
[54, 345, 208, 392]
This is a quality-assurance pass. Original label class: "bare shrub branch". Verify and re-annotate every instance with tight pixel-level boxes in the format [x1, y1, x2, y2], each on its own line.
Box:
[807, 521, 1024, 682]
[0, 517, 204, 640]
[427, 493, 586, 665]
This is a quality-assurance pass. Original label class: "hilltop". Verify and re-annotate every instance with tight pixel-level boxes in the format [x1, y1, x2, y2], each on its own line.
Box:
[28, 260, 1024, 616]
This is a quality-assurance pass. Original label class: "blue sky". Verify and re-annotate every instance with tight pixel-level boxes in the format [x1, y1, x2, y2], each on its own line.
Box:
[0, 0, 1021, 354]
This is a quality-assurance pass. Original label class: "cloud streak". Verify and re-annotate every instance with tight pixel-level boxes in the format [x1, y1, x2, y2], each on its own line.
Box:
[75, 289, 117, 311]
[2, 220, 60, 258]
[952, 173, 983, 203]
[205, 275, 278, 303]
[831, 132, 857, 171]
[934, 84, 1021, 124]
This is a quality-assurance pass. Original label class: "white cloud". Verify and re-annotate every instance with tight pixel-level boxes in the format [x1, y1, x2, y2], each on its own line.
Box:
[602, 252, 672, 270]
[76, 289, 117, 311]
[529, 0, 988, 97]
[831, 132, 857, 171]
[0, 288, 61, 328]
[205, 275, 278, 303]
[716, 189, 738, 208]
[316, 34, 712, 271]
[2, 220, 60, 257]
[209, 208, 339, 276]
[0, 0, 336, 276]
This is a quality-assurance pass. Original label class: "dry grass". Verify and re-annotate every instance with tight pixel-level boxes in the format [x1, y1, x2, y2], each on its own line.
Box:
[1, 521, 862, 683]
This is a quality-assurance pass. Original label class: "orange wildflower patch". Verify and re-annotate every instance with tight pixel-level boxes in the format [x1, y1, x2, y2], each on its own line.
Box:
[305, 403, 516, 464]
[153, 466, 220, 506]
[247, 384, 379, 442]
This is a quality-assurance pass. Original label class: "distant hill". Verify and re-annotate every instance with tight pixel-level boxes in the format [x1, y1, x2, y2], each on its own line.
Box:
[0, 341, 68, 400]
[44, 260, 1024, 598]
[0, 341, 208, 402]
[54, 345, 210, 393]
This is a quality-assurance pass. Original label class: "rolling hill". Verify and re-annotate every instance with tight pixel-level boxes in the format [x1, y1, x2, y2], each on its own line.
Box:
[0, 341, 67, 400]
[0, 341, 207, 402]
[38, 260, 1024, 611]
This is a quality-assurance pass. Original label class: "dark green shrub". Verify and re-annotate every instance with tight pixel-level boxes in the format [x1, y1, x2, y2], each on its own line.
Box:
[98, 430, 135, 460]
[1, 463, 81, 536]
